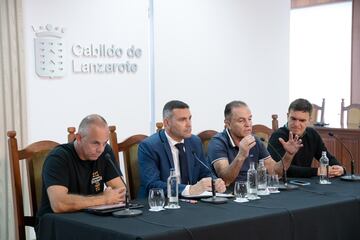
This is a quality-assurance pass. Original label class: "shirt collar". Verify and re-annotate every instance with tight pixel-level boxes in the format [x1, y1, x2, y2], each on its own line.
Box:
[164, 130, 184, 147]
[225, 128, 236, 148]
[284, 122, 307, 138]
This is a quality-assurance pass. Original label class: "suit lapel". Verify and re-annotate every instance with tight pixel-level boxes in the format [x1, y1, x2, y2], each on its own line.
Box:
[184, 140, 194, 183]
[160, 130, 175, 169]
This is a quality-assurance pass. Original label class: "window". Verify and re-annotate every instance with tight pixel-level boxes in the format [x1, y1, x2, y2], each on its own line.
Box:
[290, 2, 352, 127]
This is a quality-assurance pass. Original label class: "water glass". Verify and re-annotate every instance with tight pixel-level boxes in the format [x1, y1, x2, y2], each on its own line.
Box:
[268, 175, 280, 193]
[148, 188, 165, 212]
[234, 181, 249, 203]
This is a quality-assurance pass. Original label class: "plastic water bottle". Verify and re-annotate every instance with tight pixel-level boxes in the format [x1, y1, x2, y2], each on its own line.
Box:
[247, 161, 259, 200]
[319, 151, 331, 184]
[257, 159, 269, 195]
[165, 168, 180, 209]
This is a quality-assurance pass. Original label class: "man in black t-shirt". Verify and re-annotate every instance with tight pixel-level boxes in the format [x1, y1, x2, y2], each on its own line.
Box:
[268, 98, 344, 178]
[37, 114, 126, 234]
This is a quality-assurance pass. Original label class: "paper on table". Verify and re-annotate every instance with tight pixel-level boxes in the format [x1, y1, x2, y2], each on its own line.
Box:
[183, 191, 234, 198]
[85, 202, 125, 210]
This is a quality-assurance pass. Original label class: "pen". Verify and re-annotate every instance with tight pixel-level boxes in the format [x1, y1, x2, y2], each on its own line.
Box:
[180, 199, 198, 204]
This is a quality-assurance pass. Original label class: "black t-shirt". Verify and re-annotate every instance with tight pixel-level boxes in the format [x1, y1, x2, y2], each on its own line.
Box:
[37, 142, 120, 218]
[268, 126, 341, 178]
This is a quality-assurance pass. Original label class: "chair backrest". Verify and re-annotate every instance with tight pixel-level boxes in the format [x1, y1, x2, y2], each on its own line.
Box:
[7, 131, 60, 240]
[251, 114, 279, 146]
[108, 126, 148, 200]
[197, 130, 218, 157]
[156, 122, 163, 132]
[67, 127, 76, 142]
[341, 98, 360, 128]
[310, 98, 325, 125]
[252, 124, 273, 146]
[271, 114, 279, 130]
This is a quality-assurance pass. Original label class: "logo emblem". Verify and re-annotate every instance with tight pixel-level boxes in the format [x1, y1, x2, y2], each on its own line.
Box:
[33, 24, 66, 78]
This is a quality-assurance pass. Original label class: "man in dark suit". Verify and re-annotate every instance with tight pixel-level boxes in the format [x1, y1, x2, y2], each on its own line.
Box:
[138, 100, 226, 198]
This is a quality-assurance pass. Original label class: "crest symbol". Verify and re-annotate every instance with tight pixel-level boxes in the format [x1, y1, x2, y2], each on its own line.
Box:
[33, 24, 66, 78]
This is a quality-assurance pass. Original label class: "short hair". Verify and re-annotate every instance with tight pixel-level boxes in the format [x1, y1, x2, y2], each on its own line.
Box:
[162, 100, 189, 119]
[78, 114, 108, 136]
[288, 98, 313, 114]
[224, 100, 248, 119]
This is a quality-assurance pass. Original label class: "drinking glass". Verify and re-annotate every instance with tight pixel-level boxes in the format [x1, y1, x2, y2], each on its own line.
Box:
[148, 188, 165, 212]
[268, 174, 280, 193]
[234, 181, 249, 203]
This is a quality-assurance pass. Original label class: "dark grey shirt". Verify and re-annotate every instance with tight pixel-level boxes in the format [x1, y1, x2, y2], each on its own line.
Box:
[207, 129, 270, 181]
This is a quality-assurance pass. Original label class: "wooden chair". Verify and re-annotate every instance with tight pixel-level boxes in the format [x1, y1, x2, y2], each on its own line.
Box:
[310, 98, 325, 126]
[341, 98, 360, 129]
[252, 114, 279, 146]
[252, 124, 273, 146]
[108, 126, 148, 200]
[7, 131, 60, 240]
[271, 114, 279, 130]
[156, 122, 163, 132]
[67, 127, 76, 142]
[197, 130, 218, 157]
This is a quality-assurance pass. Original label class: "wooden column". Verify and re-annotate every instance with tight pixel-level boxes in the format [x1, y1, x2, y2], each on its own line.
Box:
[352, 0, 360, 104]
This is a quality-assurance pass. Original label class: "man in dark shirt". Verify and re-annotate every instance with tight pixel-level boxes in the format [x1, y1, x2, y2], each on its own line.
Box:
[207, 100, 303, 185]
[268, 98, 344, 178]
[37, 114, 126, 234]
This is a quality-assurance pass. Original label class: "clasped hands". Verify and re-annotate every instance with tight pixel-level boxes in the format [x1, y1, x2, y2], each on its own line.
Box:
[317, 165, 344, 177]
[103, 186, 126, 205]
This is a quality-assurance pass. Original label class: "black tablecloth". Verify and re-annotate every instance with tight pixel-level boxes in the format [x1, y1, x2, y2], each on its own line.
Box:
[38, 178, 360, 240]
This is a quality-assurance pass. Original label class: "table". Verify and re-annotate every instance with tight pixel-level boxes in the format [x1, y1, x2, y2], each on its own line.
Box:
[38, 178, 360, 240]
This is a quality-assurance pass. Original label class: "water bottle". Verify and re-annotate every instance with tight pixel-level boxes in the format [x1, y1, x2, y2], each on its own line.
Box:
[247, 161, 259, 200]
[319, 151, 331, 184]
[257, 159, 269, 195]
[165, 168, 180, 209]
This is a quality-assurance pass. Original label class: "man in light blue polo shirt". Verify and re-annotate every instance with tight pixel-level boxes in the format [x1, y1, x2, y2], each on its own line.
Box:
[207, 100, 303, 186]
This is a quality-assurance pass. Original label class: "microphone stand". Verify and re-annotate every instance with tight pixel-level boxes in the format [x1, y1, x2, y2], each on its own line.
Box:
[200, 179, 228, 204]
[192, 152, 227, 204]
[260, 138, 298, 190]
[106, 154, 143, 217]
[328, 133, 360, 181]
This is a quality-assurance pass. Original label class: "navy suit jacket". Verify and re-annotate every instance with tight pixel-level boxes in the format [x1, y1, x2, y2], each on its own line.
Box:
[138, 130, 211, 198]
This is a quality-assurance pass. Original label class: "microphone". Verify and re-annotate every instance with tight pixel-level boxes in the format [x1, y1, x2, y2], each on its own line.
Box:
[260, 138, 298, 190]
[192, 151, 227, 204]
[105, 153, 143, 217]
[328, 132, 360, 181]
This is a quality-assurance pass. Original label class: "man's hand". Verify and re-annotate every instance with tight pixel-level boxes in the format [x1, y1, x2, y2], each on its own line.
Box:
[189, 177, 212, 195]
[103, 187, 126, 204]
[279, 131, 303, 156]
[328, 165, 345, 177]
[238, 135, 256, 159]
[189, 177, 227, 195]
[214, 178, 226, 193]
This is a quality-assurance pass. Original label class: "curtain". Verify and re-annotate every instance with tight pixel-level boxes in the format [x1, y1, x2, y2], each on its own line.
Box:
[0, 0, 27, 239]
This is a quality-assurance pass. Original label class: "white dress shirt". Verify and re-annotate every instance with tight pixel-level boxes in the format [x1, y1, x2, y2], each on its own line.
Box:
[164, 131, 191, 196]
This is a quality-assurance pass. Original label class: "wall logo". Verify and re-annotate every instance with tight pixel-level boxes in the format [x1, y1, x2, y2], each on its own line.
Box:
[33, 24, 66, 78]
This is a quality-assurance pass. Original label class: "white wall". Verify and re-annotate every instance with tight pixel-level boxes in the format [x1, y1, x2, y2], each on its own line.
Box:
[154, 0, 290, 131]
[23, 0, 150, 143]
[23, 0, 290, 141]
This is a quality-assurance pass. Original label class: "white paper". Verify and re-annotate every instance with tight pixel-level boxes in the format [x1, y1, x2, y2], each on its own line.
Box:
[183, 191, 234, 198]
